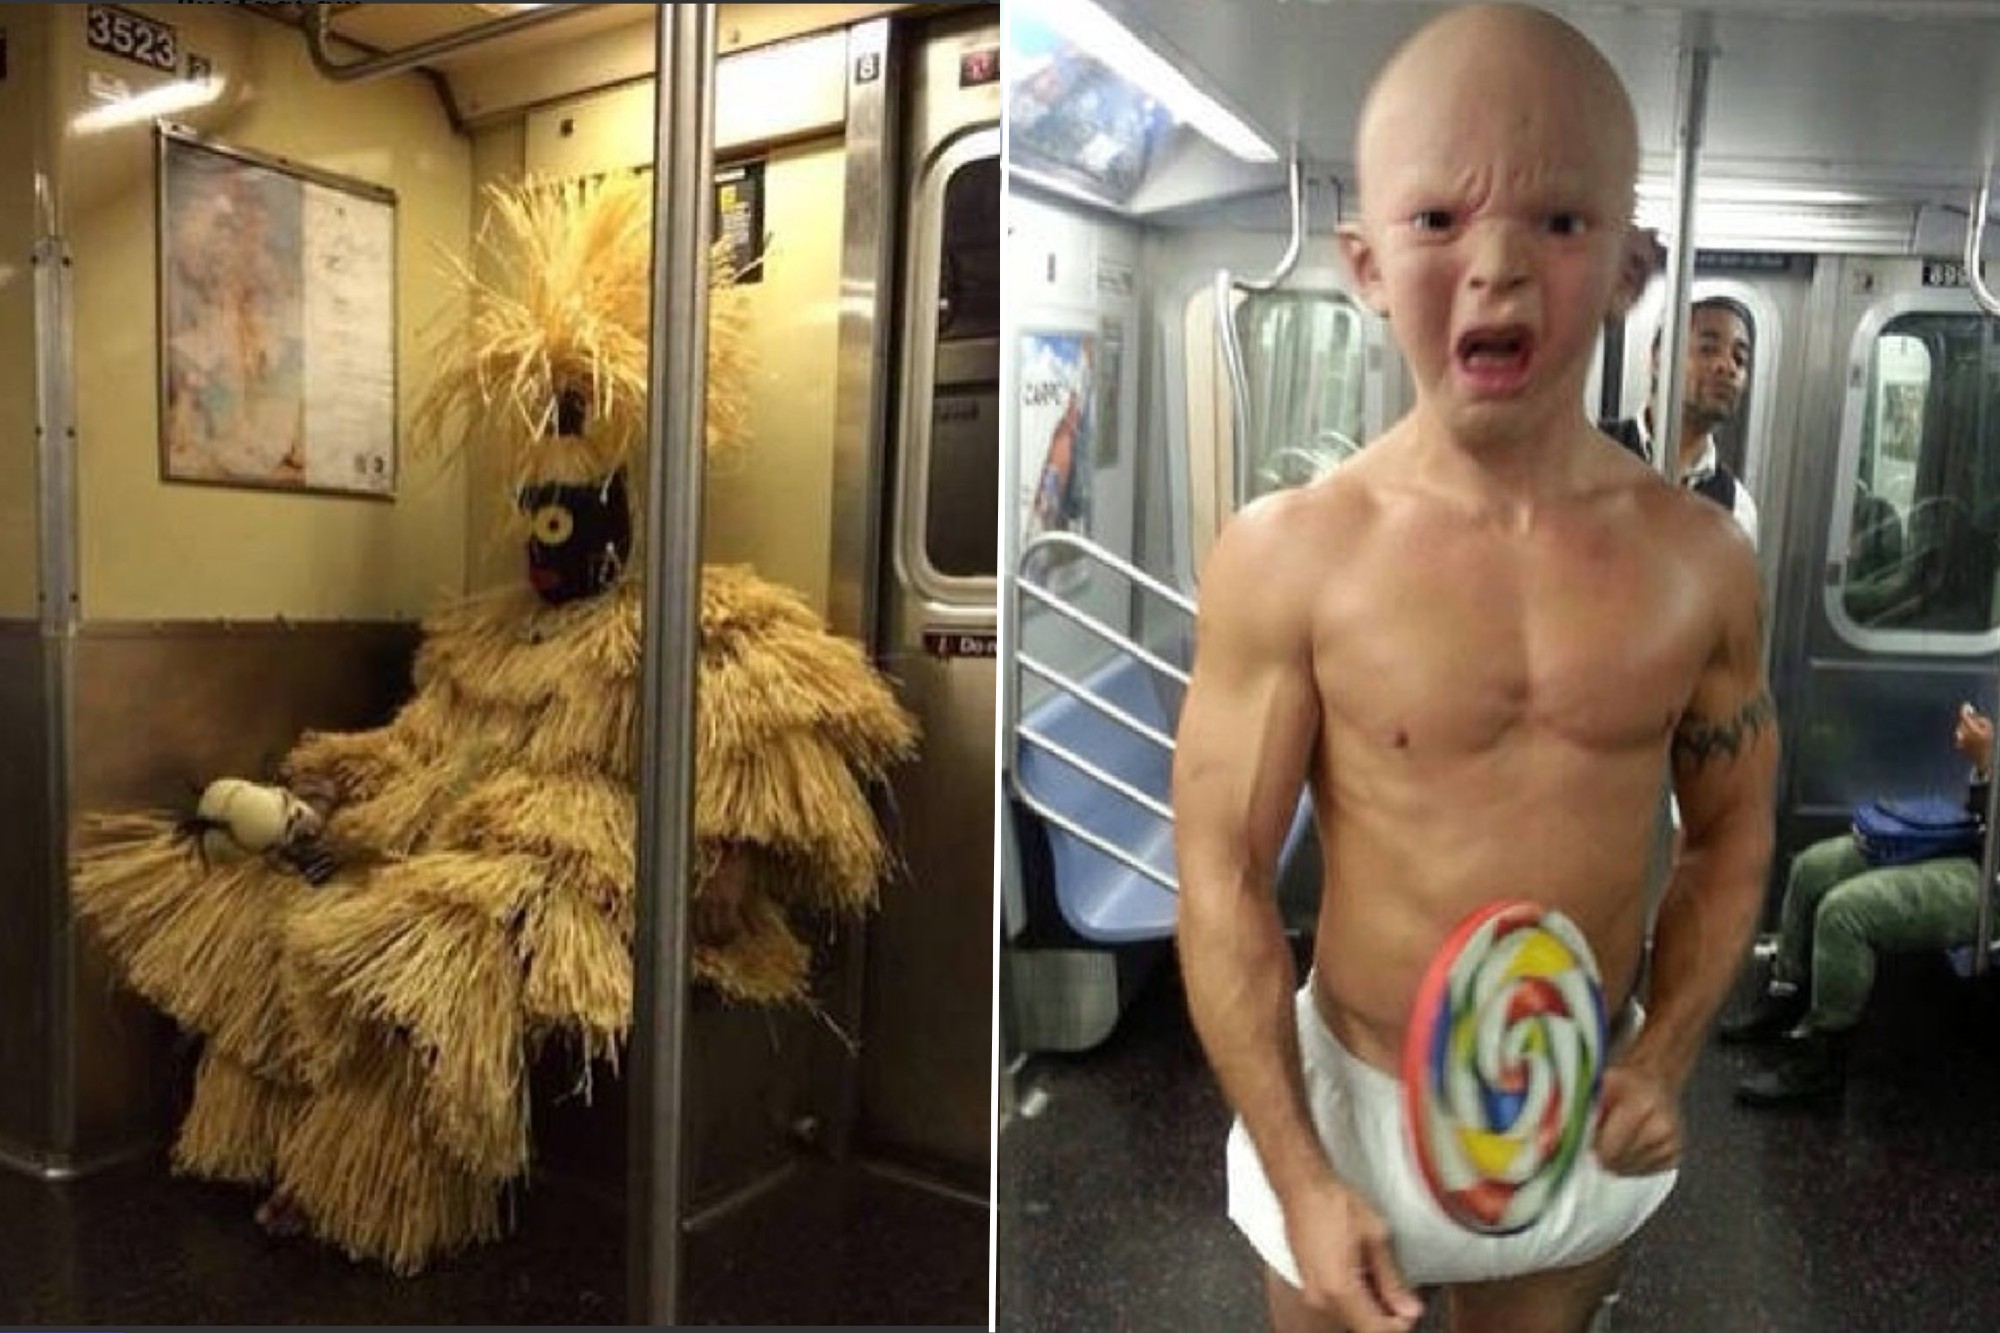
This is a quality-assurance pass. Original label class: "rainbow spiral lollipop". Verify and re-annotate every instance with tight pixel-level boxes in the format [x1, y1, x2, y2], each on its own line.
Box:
[1401, 899, 1607, 1235]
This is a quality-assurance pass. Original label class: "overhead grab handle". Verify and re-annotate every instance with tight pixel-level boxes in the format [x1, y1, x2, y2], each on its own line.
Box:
[300, 0, 601, 84]
[1967, 170, 2000, 319]
[1239, 151, 1308, 294]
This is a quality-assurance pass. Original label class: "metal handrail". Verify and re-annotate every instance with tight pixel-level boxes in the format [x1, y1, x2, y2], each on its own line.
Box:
[1978, 168, 2000, 973]
[1009, 530, 1197, 895]
[1017, 727, 1174, 824]
[1022, 529, 1197, 615]
[1017, 583, 1189, 687]
[1014, 782, 1180, 893]
[1237, 152, 1307, 296]
[1018, 653, 1176, 753]
[1654, 13, 1716, 484]
[1979, 755, 1998, 975]
[301, 0, 602, 83]
[1967, 174, 2000, 319]
[1217, 152, 1307, 507]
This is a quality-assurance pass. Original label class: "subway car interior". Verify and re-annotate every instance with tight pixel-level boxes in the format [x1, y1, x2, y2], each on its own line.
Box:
[0, 2, 994, 1326]
[998, 1, 2000, 1330]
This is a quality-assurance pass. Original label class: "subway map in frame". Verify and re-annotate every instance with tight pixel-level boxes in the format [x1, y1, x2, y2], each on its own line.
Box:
[158, 124, 397, 496]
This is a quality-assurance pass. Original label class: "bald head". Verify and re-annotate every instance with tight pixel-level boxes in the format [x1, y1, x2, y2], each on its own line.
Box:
[1355, 4, 1638, 218]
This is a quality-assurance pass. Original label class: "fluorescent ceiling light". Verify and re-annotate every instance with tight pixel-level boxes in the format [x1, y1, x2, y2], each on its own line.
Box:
[1634, 197, 1916, 252]
[1015, 0, 1279, 164]
[1637, 180, 1879, 209]
[72, 77, 226, 134]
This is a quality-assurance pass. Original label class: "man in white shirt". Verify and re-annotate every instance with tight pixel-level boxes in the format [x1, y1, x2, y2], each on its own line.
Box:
[1602, 297, 1759, 544]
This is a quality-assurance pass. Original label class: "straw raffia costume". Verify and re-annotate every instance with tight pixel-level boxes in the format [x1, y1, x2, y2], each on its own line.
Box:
[72, 174, 916, 1274]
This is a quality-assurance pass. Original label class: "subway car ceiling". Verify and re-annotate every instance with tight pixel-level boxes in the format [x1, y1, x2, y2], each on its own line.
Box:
[259, 2, 919, 126]
[1014, 0, 2000, 255]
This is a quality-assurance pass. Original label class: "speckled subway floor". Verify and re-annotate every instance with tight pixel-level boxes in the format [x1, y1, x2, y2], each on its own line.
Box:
[996, 950, 2000, 1333]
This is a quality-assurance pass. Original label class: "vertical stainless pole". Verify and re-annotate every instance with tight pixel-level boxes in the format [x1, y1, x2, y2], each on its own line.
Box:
[1979, 729, 1998, 977]
[1978, 170, 2000, 976]
[629, 4, 716, 1324]
[33, 233, 79, 1165]
[1656, 13, 1714, 482]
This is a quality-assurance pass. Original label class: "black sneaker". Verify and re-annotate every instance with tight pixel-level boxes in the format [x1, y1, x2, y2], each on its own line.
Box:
[1717, 987, 1808, 1045]
[1734, 1030, 1849, 1108]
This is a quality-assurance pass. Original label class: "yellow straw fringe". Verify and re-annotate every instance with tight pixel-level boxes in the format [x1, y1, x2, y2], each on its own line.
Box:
[73, 559, 917, 1272]
[72, 157, 918, 1277]
[410, 174, 751, 522]
[278, 1039, 503, 1277]
[72, 815, 306, 1080]
[517, 885, 632, 1061]
[173, 1051, 301, 1186]
[283, 869, 530, 1181]
[434, 770, 635, 881]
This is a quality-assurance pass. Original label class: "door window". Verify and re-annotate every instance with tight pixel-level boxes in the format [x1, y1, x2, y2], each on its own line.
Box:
[913, 147, 1000, 592]
[1837, 310, 2000, 640]
[1232, 290, 1368, 499]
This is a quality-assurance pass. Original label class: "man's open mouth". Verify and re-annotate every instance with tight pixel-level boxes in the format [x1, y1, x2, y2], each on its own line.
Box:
[1455, 326, 1535, 389]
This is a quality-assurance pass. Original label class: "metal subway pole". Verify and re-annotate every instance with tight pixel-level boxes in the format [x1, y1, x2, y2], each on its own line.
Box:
[1654, 12, 1714, 483]
[1976, 684, 1992, 976]
[1640, 17, 1715, 952]
[629, 4, 717, 1324]
[1979, 169, 2000, 978]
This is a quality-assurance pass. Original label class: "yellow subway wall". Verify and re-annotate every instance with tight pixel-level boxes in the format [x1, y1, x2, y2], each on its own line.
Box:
[0, 8, 54, 619]
[60, 3, 471, 621]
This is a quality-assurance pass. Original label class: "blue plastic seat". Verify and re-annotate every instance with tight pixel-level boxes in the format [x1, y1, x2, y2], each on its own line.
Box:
[1015, 653, 1312, 943]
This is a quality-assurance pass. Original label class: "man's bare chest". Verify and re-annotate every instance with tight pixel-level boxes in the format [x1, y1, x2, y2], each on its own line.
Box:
[1312, 549, 1709, 757]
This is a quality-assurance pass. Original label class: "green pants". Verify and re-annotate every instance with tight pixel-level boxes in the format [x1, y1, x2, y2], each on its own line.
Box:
[1771, 834, 1984, 1032]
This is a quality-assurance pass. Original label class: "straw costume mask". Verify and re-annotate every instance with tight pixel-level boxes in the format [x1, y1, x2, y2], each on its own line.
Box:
[520, 469, 631, 605]
[73, 172, 917, 1275]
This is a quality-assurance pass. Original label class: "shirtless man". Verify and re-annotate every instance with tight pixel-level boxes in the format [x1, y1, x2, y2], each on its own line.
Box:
[1172, 7, 1778, 1332]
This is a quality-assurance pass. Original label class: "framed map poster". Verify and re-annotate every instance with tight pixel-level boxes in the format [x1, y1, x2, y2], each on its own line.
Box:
[157, 123, 397, 496]
[1016, 328, 1095, 591]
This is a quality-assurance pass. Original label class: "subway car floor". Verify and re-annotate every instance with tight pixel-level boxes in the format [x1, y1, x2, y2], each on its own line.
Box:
[997, 947, 2000, 1333]
[0, 1151, 986, 1325]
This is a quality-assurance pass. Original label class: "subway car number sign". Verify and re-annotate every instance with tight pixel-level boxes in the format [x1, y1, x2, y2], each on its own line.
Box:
[87, 6, 179, 74]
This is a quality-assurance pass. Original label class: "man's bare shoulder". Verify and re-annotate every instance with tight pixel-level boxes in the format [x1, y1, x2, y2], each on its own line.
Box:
[1206, 468, 1380, 584]
[1631, 473, 1757, 566]
[1624, 475, 1763, 626]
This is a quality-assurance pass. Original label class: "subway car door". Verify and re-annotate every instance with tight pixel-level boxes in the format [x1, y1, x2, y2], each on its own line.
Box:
[1767, 253, 2000, 869]
[519, 11, 992, 1323]
[1605, 257, 1814, 596]
[860, 10, 1000, 1191]
[678, 11, 995, 1322]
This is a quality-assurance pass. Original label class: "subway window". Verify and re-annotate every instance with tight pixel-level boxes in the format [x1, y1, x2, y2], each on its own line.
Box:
[1838, 311, 2000, 637]
[1235, 290, 1368, 499]
[922, 155, 1000, 583]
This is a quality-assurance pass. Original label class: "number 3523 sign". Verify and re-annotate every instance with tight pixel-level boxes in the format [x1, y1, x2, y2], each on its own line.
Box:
[86, 5, 181, 74]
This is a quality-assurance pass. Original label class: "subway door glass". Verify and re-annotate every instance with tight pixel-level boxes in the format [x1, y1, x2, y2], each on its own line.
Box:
[1780, 268, 2000, 864]
[925, 156, 1001, 580]
[862, 126, 999, 1183]
[1182, 281, 1376, 578]
[1836, 309, 2000, 638]
[1234, 290, 1369, 498]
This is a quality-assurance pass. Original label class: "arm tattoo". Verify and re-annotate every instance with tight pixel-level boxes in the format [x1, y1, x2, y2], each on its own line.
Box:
[1673, 690, 1776, 769]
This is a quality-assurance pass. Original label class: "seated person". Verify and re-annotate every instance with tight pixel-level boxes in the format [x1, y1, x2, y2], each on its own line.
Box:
[1844, 496, 1994, 631]
[1723, 702, 1992, 1107]
[1847, 487, 1904, 585]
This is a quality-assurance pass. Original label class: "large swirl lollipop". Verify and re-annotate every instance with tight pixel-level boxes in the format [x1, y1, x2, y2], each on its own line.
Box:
[1401, 899, 1607, 1235]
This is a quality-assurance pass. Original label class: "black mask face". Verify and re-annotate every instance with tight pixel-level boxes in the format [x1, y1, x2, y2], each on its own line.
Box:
[518, 469, 631, 605]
